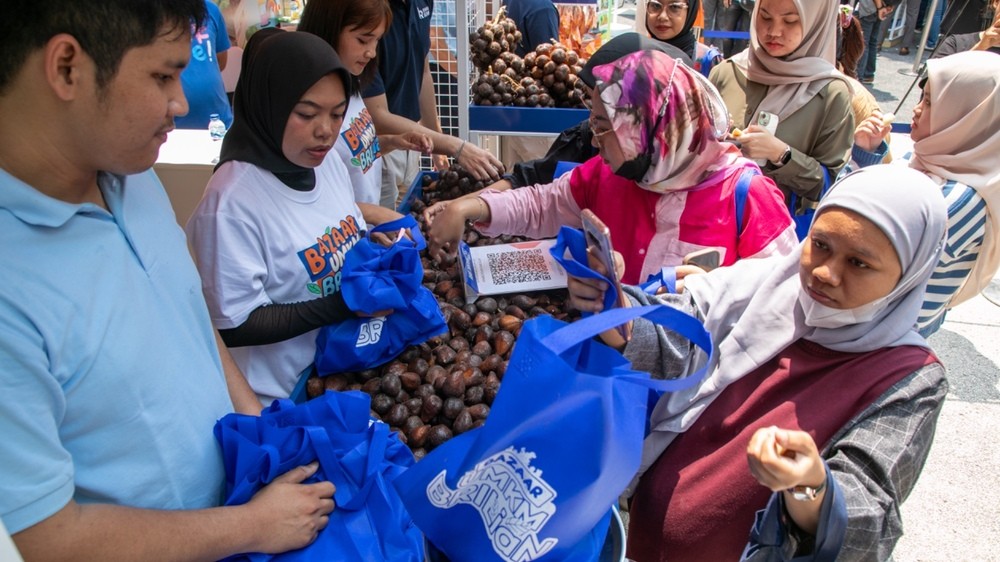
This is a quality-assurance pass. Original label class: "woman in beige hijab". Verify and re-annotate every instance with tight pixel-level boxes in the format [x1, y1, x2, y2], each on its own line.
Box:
[710, 0, 853, 222]
[853, 50, 1000, 336]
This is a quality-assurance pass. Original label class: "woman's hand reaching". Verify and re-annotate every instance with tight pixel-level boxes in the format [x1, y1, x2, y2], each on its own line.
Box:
[853, 111, 892, 153]
[454, 141, 504, 181]
[380, 131, 433, 156]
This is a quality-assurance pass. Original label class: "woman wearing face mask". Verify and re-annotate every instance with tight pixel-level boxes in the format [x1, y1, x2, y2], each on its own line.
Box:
[186, 31, 378, 404]
[850, 51, 1000, 337]
[420, 33, 693, 223]
[711, 0, 853, 222]
[567, 165, 948, 561]
[640, 0, 700, 60]
[426, 50, 797, 285]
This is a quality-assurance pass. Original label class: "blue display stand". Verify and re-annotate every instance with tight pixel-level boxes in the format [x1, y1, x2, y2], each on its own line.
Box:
[397, 171, 440, 214]
[469, 105, 589, 135]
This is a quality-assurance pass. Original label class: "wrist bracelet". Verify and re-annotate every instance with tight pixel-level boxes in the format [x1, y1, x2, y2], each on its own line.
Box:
[454, 140, 467, 161]
[787, 477, 827, 501]
[470, 198, 487, 224]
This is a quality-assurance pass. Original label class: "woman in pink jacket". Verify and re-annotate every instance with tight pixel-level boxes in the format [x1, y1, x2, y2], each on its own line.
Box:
[427, 50, 797, 285]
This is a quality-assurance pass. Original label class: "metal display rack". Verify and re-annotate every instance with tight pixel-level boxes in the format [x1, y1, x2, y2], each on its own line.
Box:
[450, 0, 593, 144]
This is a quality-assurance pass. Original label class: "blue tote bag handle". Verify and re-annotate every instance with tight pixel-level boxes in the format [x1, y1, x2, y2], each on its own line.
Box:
[264, 397, 386, 512]
[369, 214, 425, 250]
[640, 267, 677, 295]
[549, 225, 619, 311]
[305, 423, 389, 512]
[543, 304, 714, 393]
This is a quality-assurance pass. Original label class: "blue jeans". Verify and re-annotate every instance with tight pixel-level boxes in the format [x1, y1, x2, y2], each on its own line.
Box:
[858, 13, 882, 81]
[926, 0, 947, 48]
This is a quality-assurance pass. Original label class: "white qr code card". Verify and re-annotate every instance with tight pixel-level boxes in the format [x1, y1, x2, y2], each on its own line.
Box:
[457, 239, 568, 304]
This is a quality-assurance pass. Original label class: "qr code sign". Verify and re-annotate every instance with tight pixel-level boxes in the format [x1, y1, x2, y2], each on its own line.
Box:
[487, 249, 552, 285]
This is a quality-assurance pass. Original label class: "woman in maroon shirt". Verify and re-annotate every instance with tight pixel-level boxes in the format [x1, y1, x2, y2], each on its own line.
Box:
[568, 165, 949, 561]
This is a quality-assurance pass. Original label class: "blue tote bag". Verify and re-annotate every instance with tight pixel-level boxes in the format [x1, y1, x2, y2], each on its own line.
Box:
[788, 166, 831, 240]
[315, 215, 447, 374]
[393, 303, 713, 562]
[214, 391, 425, 562]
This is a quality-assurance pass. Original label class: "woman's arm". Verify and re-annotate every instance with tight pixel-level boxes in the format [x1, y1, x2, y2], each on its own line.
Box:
[745, 363, 948, 561]
[218, 293, 353, 348]
[215, 330, 263, 414]
[475, 172, 584, 239]
[619, 287, 705, 380]
[767, 83, 855, 200]
[363, 93, 503, 181]
[358, 202, 403, 227]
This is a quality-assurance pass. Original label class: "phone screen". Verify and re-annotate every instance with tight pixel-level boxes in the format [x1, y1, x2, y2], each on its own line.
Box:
[580, 209, 631, 341]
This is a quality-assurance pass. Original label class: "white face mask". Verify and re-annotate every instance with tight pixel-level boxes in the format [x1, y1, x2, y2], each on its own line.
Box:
[797, 287, 893, 329]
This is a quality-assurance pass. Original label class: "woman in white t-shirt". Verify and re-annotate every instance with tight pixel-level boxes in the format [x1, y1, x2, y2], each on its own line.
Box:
[301, 0, 432, 206]
[187, 30, 381, 403]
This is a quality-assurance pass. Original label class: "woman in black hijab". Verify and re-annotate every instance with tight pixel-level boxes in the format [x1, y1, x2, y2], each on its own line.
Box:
[219, 28, 353, 190]
[187, 30, 373, 403]
[643, 0, 701, 60]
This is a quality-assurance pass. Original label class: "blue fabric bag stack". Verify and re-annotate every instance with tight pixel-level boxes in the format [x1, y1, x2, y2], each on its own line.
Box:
[214, 391, 425, 561]
[315, 215, 447, 374]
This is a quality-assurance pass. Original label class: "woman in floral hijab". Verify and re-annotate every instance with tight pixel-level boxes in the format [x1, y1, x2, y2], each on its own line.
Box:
[427, 50, 797, 285]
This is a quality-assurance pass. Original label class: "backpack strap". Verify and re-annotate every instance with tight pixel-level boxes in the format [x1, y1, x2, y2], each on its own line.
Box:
[734, 167, 759, 237]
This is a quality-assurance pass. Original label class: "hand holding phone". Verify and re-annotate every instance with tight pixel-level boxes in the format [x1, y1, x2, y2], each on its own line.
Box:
[580, 209, 631, 341]
[683, 248, 721, 272]
[756, 111, 780, 136]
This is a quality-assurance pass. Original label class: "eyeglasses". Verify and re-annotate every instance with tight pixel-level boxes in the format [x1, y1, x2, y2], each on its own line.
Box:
[647, 1, 688, 17]
[588, 116, 615, 141]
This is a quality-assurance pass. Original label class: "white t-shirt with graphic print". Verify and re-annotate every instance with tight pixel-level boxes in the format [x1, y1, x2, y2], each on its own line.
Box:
[333, 92, 384, 205]
[186, 158, 364, 403]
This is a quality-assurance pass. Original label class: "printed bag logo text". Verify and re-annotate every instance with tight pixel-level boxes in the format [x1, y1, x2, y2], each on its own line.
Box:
[426, 447, 557, 562]
[356, 317, 385, 348]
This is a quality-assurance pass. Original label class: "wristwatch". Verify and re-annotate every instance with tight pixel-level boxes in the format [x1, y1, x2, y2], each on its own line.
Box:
[770, 145, 793, 168]
[787, 479, 827, 501]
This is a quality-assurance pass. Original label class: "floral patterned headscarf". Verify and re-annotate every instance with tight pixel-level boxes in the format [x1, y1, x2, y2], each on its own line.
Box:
[592, 50, 740, 193]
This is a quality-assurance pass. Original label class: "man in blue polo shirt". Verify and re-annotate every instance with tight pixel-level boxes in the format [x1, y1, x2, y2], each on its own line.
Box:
[363, 0, 505, 208]
[0, 2, 335, 559]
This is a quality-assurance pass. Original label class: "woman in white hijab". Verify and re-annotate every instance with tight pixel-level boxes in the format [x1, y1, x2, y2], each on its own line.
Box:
[710, 0, 854, 227]
[568, 165, 947, 561]
[853, 50, 1000, 337]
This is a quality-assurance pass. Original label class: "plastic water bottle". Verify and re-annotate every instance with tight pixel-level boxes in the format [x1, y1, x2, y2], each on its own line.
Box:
[208, 113, 226, 141]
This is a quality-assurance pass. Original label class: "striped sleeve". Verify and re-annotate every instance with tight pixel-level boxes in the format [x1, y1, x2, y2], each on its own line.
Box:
[917, 180, 988, 336]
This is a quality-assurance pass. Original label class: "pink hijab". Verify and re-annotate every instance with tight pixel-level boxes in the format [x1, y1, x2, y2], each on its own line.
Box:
[591, 49, 744, 194]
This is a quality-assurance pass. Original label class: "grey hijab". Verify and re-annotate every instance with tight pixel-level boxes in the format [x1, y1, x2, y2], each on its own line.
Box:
[635, 165, 948, 482]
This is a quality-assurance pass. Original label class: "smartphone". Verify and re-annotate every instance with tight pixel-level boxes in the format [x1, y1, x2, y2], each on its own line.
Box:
[683, 248, 721, 272]
[756, 111, 780, 135]
[580, 209, 631, 341]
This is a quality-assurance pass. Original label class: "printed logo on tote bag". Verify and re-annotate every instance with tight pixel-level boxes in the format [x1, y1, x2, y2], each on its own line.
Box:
[356, 317, 385, 348]
[426, 447, 558, 562]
